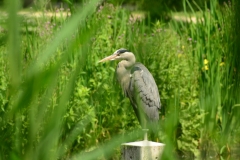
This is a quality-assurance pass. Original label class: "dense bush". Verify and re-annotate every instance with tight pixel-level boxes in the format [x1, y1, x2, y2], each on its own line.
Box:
[0, 0, 240, 159]
[0, 3, 201, 158]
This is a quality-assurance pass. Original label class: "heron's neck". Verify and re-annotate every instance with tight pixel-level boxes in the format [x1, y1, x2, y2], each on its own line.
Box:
[122, 55, 136, 69]
[117, 55, 135, 90]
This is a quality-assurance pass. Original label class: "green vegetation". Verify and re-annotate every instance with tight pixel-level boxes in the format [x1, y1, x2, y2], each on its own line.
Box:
[0, 0, 240, 159]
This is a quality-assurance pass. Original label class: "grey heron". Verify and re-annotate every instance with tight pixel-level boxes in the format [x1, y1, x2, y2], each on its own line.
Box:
[99, 48, 161, 140]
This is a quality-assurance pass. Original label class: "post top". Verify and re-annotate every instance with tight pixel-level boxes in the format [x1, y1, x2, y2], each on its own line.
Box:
[122, 141, 165, 147]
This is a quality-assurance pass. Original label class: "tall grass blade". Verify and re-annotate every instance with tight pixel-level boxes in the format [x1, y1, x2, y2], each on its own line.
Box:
[5, 0, 21, 90]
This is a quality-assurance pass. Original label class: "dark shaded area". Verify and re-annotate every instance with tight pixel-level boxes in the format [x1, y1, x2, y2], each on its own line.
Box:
[140, 0, 211, 20]
[0, 0, 33, 8]
[22, 0, 34, 7]
[0, 0, 227, 16]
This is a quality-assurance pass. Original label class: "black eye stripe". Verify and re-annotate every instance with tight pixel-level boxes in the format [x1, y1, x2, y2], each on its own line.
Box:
[117, 49, 129, 54]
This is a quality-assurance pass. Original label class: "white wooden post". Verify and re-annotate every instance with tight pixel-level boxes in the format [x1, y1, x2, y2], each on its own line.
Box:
[121, 141, 165, 160]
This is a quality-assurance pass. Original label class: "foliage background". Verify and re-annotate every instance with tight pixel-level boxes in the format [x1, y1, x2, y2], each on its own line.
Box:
[0, 0, 240, 159]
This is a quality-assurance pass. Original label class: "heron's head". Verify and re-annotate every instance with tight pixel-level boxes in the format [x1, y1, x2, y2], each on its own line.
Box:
[99, 48, 135, 63]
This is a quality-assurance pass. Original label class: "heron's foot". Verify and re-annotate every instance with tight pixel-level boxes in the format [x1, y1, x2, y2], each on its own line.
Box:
[142, 129, 149, 141]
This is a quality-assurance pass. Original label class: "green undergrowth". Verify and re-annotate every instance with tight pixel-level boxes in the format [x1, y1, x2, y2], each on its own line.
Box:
[0, 0, 240, 159]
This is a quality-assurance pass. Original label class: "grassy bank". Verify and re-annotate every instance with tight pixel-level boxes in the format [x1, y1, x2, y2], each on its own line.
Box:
[0, 0, 239, 159]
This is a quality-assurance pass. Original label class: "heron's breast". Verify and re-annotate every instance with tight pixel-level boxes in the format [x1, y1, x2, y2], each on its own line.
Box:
[116, 64, 131, 92]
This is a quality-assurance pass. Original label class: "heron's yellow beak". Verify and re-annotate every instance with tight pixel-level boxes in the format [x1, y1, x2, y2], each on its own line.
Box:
[99, 54, 118, 63]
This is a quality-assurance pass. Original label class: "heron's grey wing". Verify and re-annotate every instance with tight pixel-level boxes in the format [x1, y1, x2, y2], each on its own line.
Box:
[127, 63, 161, 122]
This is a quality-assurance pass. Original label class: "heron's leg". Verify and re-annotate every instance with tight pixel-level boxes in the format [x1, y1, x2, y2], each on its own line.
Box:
[142, 129, 149, 141]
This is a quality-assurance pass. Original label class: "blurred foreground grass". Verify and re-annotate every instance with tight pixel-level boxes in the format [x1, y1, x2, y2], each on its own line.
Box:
[0, 0, 240, 159]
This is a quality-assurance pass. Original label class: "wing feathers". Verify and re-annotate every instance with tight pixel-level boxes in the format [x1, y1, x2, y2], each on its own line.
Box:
[127, 63, 160, 122]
